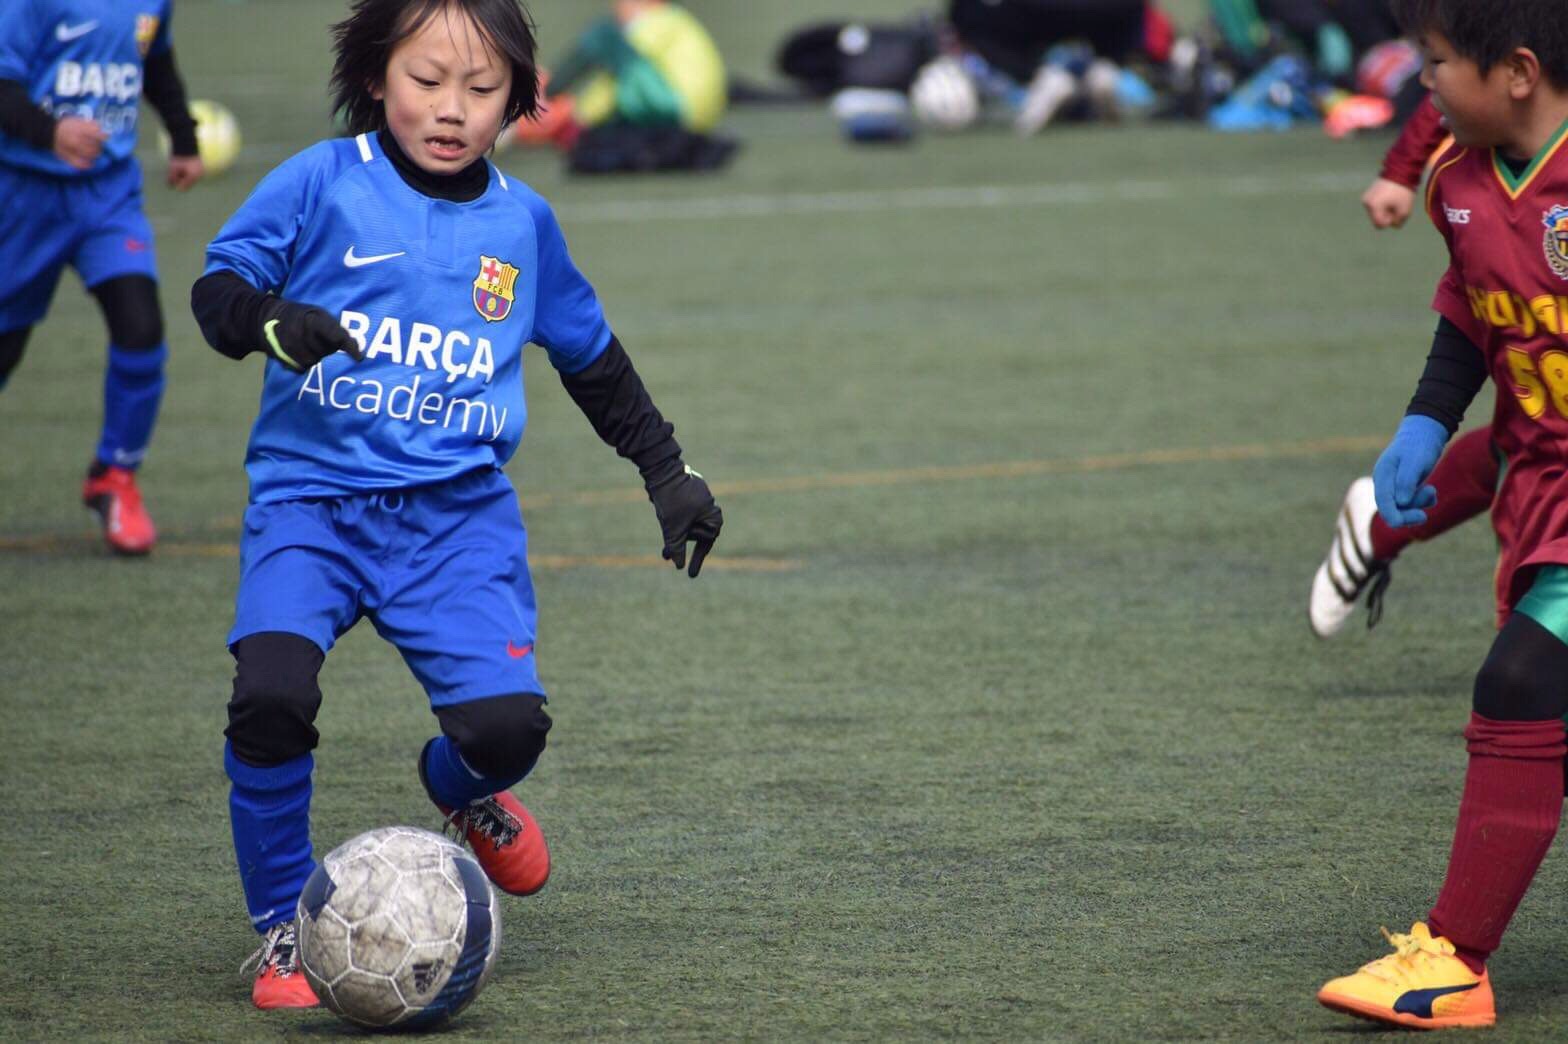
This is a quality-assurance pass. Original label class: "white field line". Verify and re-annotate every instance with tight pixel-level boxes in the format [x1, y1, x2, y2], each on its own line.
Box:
[552, 171, 1370, 225]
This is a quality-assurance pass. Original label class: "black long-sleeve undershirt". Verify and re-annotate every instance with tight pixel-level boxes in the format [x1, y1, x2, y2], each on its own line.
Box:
[0, 79, 55, 150]
[1406, 316, 1489, 434]
[143, 50, 198, 157]
[559, 338, 682, 482]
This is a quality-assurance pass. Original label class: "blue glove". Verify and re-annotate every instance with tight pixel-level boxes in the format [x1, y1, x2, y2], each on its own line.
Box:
[1372, 414, 1448, 528]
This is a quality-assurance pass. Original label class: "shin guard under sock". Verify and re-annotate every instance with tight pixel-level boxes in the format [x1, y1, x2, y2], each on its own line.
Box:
[420, 735, 522, 809]
[95, 342, 167, 469]
[1427, 714, 1565, 973]
[225, 742, 316, 932]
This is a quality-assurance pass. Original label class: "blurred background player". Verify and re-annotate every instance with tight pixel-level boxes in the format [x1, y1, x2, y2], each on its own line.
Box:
[1316, 0, 1568, 1028]
[1309, 94, 1500, 639]
[942, 0, 1171, 134]
[0, 0, 202, 555]
[512, 0, 726, 149]
[190, 0, 721, 1009]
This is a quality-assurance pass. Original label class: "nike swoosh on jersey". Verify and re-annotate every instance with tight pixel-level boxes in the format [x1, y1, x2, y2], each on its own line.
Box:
[55, 21, 100, 42]
[506, 641, 534, 660]
[343, 247, 407, 268]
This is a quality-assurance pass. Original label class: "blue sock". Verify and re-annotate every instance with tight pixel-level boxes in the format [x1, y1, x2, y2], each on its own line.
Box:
[225, 742, 315, 932]
[95, 342, 167, 469]
[421, 736, 521, 809]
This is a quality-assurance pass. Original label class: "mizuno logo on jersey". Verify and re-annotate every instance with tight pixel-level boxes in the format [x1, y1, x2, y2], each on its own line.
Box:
[473, 256, 520, 323]
[53, 62, 142, 103]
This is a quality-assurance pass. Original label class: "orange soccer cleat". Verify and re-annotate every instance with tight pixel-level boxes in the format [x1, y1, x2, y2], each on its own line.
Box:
[244, 921, 319, 1011]
[82, 465, 156, 555]
[1317, 923, 1496, 1030]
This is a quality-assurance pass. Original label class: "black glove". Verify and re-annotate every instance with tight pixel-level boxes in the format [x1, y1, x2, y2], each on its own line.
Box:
[646, 464, 722, 577]
[259, 298, 362, 373]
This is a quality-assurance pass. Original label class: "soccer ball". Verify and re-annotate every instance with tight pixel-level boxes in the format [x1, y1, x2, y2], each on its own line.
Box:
[157, 98, 241, 175]
[295, 826, 501, 1030]
[909, 57, 981, 131]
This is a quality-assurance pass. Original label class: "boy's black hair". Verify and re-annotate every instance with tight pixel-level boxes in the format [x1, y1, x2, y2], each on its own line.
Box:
[330, 0, 541, 135]
[1392, 0, 1568, 86]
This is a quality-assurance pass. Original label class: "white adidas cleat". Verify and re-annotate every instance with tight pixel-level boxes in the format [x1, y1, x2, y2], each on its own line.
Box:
[1309, 476, 1392, 638]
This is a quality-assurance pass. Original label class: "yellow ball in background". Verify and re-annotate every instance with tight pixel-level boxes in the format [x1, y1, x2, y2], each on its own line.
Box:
[159, 98, 242, 176]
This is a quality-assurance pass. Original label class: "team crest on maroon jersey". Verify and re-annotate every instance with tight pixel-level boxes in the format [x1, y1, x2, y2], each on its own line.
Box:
[1544, 205, 1568, 280]
[472, 255, 519, 322]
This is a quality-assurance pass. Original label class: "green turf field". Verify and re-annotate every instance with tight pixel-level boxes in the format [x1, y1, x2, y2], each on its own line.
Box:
[4, 1, 1566, 1040]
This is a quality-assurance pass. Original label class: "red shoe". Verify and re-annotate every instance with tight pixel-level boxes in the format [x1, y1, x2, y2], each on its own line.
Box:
[419, 742, 551, 895]
[244, 921, 319, 1010]
[82, 465, 156, 555]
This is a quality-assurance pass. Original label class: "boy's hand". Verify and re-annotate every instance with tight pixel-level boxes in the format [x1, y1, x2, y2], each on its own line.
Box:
[1362, 177, 1415, 230]
[1372, 415, 1448, 528]
[647, 464, 722, 577]
[259, 299, 362, 372]
[53, 116, 108, 170]
[167, 154, 204, 190]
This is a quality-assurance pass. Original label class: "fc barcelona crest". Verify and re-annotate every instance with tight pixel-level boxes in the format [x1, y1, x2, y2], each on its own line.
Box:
[1544, 205, 1568, 281]
[135, 14, 160, 56]
[473, 255, 519, 322]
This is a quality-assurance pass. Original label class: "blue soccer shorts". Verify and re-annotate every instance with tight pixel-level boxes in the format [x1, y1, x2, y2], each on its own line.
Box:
[230, 467, 544, 706]
[0, 159, 158, 332]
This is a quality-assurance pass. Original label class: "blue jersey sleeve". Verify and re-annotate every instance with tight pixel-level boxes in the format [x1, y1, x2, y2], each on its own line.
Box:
[528, 196, 611, 373]
[204, 142, 340, 293]
[149, 1, 175, 58]
[0, 2, 42, 83]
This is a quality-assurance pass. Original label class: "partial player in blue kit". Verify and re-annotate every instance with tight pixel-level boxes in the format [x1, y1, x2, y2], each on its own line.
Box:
[187, 0, 723, 1011]
[0, 0, 203, 554]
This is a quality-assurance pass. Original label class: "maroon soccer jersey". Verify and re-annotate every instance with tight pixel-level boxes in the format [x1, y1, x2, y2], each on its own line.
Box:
[1426, 123, 1568, 617]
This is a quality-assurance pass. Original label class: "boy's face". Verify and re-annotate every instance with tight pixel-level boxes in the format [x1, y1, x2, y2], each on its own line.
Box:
[1419, 31, 1514, 148]
[374, 6, 512, 174]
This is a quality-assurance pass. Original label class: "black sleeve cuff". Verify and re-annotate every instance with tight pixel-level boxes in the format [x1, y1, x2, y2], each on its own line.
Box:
[558, 336, 682, 480]
[191, 270, 271, 360]
[0, 78, 56, 151]
[1406, 317, 1489, 434]
[143, 50, 199, 157]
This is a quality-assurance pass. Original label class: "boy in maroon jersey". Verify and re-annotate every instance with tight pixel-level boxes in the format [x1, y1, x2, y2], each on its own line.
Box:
[1316, 0, 1568, 1029]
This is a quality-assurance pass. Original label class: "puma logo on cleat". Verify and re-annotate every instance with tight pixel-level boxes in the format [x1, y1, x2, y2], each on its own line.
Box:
[1394, 984, 1478, 1019]
[343, 246, 407, 268]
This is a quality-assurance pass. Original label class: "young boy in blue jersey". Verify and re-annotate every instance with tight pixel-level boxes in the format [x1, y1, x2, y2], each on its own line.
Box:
[188, 0, 723, 1010]
[0, 1, 203, 554]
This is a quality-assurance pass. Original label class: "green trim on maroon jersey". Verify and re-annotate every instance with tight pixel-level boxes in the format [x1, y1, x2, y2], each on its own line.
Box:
[1493, 117, 1568, 197]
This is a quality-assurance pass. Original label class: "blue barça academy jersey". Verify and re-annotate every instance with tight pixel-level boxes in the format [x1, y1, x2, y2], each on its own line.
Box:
[204, 133, 611, 504]
[0, 0, 174, 176]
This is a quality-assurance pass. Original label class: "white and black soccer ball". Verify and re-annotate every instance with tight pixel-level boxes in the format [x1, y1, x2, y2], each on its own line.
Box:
[296, 826, 500, 1030]
[909, 57, 981, 131]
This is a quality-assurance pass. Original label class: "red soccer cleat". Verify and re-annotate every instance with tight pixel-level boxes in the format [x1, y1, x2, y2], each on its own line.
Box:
[439, 790, 550, 896]
[244, 921, 319, 1010]
[81, 465, 156, 555]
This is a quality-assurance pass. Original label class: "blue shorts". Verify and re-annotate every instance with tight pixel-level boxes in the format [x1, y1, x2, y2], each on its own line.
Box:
[230, 468, 543, 706]
[0, 159, 158, 332]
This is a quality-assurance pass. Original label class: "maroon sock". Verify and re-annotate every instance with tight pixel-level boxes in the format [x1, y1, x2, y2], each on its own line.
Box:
[1426, 714, 1565, 974]
[1370, 427, 1498, 561]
